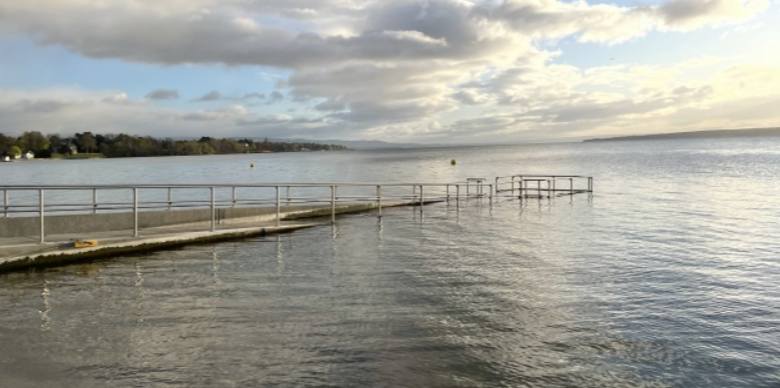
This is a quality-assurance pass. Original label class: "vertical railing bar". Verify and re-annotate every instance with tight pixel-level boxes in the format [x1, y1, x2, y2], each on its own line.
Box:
[377, 185, 382, 218]
[133, 187, 139, 237]
[456, 184, 460, 207]
[3, 189, 8, 218]
[276, 186, 281, 227]
[210, 187, 216, 232]
[168, 187, 172, 211]
[419, 185, 424, 207]
[39, 189, 45, 244]
[331, 186, 336, 224]
[232, 187, 237, 208]
[287, 186, 291, 206]
[93, 188, 98, 213]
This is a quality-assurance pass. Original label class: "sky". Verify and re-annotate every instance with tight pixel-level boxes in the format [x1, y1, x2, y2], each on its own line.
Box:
[0, 0, 779, 144]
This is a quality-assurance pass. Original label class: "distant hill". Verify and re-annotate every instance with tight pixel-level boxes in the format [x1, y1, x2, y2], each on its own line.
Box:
[241, 138, 431, 150]
[584, 127, 780, 142]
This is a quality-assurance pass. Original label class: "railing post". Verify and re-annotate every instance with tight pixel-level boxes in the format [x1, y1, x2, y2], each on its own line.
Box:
[232, 187, 237, 208]
[377, 185, 382, 217]
[167, 187, 172, 211]
[286, 186, 291, 206]
[331, 186, 336, 224]
[3, 189, 8, 218]
[39, 189, 45, 244]
[570, 178, 574, 195]
[588, 177, 593, 193]
[419, 185, 424, 207]
[275, 186, 281, 227]
[133, 188, 139, 237]
[446, 184, 450, 203]
[456, 184, 460, 207]
[489, 184, 493, 205]
[210, 187, 216, 232]
[93, 188, 98, 213]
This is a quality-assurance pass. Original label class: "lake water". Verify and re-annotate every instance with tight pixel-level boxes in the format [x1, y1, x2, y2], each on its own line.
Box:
[2, 138, 780, 387]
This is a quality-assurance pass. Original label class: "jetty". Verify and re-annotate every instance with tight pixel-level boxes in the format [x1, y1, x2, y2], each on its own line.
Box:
[0, 175, 592, 272]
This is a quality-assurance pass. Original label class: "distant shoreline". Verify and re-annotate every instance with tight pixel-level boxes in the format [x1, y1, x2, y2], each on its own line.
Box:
[583, 127, 780, 142]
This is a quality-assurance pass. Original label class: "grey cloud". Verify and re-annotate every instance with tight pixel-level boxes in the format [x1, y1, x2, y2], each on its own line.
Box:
[239, 92, 265, 100]
[193, 91, 221, 102]
[14, 99, 71, 113]
[315, 98, 347, 111]
[451, 90, 488, 105]
[145, 89, 179, 100]
[267, 91, 285, 104]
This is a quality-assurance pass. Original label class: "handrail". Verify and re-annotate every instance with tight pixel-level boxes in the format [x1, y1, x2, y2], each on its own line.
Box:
[0, 181, 496, 243]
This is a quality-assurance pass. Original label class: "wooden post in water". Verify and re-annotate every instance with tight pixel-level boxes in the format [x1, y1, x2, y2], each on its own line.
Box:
[39, 189, 45, 244]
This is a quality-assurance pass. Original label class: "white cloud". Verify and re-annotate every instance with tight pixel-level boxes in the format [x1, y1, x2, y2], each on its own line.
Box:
[0, 0, 775, 142]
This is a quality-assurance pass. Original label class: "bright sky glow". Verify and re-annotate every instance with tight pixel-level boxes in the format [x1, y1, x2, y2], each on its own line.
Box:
[0, 0, 778, 143]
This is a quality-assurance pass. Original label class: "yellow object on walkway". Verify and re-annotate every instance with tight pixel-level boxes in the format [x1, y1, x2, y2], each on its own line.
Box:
[74, 239, 98, 248]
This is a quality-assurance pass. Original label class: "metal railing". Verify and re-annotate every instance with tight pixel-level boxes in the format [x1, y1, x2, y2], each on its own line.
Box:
[1, 181, 494, 244]
[494, 175, 593, 199]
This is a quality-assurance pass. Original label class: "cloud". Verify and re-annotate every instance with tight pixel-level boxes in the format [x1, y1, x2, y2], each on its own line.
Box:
[193, 90, 221, 102]
[145, 88, 179, 100]
[0, 0, 774, 143]
[267, 91, 285, 104]
[239, 92, 265, 100]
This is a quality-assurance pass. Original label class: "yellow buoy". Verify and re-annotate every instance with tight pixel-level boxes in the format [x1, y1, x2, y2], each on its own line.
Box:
[250, 163, 255, 168]
[450, 159, 456, 165]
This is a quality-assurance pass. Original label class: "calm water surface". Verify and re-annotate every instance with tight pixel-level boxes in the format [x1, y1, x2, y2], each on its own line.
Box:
[2, 138, 780, 387]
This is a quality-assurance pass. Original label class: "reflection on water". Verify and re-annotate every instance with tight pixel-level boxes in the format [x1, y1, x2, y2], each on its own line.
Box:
[2, 138, 780, 387]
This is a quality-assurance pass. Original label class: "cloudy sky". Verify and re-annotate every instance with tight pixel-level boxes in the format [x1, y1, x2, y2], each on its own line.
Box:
[1, 0, 778, 144]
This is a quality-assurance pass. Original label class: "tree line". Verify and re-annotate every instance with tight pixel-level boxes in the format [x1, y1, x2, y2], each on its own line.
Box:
[0, 131, 347, 158]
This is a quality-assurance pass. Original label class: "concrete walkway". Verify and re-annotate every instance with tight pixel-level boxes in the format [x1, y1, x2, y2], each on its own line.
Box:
[0, 219, 323, 272]
[0, 200, 435, 272]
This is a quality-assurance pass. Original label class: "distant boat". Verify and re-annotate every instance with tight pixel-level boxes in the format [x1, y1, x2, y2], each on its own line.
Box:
[1, 156, 10, 162]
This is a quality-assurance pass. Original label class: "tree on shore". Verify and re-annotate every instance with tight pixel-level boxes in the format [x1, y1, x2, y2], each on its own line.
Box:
[0, 131, 348, 158]
[9, 145, 22, 159]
